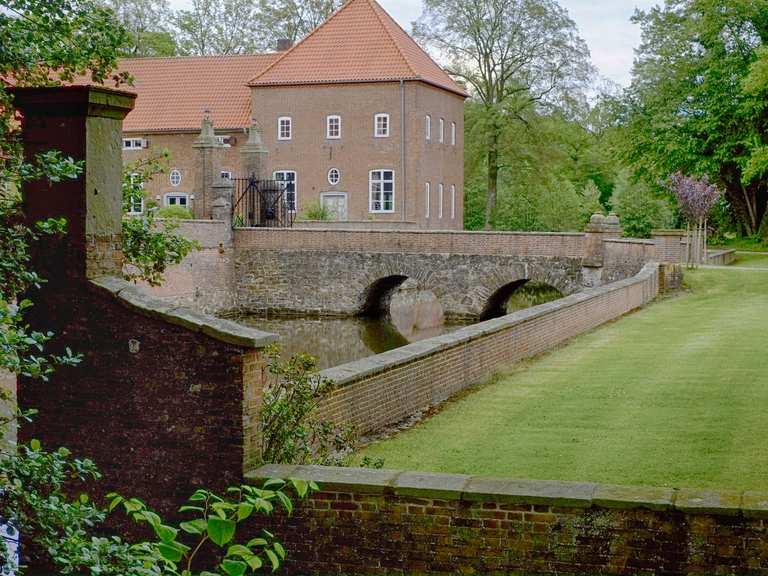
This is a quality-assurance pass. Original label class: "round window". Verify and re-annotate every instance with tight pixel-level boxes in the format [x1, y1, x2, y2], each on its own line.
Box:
[327, 168, 340, 186]
[169, 169, 182, 187]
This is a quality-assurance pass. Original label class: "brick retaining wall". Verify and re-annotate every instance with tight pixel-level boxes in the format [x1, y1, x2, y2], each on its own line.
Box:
[247, 463, 768, 575]
[315, 263, 660, 436]
[707, 249, 737, 266]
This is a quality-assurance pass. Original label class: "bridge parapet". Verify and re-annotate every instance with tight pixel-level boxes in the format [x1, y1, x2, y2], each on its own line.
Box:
[233, 227, 587, 259]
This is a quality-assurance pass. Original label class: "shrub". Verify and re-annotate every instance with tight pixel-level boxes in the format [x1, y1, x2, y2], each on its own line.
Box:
[261, 345, 354, 466]
[156, 205, 193, 220]
[299, 201, 331, 221]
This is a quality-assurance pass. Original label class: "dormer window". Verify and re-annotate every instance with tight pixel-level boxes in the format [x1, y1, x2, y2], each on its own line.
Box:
[326, 115, 341, 139]
[374, 113, 389, 138]
[278, 116, 292, 140]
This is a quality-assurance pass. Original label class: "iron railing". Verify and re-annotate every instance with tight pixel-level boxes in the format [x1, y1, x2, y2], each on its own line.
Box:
[232, 176, 295, 228]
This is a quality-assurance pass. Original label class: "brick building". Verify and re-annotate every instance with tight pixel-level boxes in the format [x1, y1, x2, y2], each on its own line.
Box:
[118, 0, 467, 228]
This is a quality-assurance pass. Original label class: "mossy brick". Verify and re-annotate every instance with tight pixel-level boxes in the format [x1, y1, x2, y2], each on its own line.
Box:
[393, 471, 471, 499]
[674, 488, 742, 516]
[593, 484, 675, 511]
[463, 476, 595, 508]
[741, 491, 768, 519]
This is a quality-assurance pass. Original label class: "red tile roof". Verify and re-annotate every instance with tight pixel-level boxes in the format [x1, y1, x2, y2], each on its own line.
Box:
[117, 54, 279, 132]
[248, 0, 467, 97]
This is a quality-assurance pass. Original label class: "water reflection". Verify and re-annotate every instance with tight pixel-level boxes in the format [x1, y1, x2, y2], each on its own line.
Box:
[233, 314, 465, 370]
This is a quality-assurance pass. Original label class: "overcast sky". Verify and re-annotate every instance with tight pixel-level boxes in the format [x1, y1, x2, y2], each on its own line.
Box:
[166, 0, 660, 86]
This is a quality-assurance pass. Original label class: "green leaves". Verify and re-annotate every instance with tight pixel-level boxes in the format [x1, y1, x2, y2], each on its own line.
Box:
[120, 152, 200, 287]
[207, 516, 236, 546]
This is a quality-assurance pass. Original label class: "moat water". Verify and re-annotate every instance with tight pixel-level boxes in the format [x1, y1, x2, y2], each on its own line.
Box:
[232, 282, 563, 370]
[234, 314, 468, 370]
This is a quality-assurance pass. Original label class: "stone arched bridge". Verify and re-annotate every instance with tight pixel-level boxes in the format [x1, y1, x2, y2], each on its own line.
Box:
[232, 227, 656, 320]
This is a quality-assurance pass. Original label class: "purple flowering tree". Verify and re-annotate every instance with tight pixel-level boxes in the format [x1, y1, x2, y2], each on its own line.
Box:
[664, 173, 723, 267]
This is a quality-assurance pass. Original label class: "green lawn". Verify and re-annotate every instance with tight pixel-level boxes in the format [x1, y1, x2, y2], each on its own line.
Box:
[732, 251, 768, 268]
[358, 267, 768, 491]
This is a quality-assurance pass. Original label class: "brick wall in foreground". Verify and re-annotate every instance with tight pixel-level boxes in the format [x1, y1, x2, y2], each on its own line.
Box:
[248, 464, 768, 576]
[315, 263, 660, 436]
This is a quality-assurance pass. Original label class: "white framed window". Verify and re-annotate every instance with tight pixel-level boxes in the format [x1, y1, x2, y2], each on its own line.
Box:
[425, 115, 431, 141]
[374, 113, 390, 138]
[369, 169, 394, 213]
[126, 172, 144, 215]
[274, 170, 297, 212]
[278, 116, 292, 140]
[215, 135, 233, 147]
[220, 170, 233, 180]
[327, 168, 340, 186]
[438, 183, 444, 219]
[451, 121, 456, 146]
[451, 184, 456, 219]
[425, 182, 430, 219]
[326, 115, 341, 139]
[122, 138, 145, 150]
[439, 118, 444, 144]
[169, 169, 182, 187]
[164, 193, 189, 207]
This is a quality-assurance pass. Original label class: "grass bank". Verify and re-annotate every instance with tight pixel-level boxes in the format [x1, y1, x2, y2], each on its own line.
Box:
[358, 266, 768, 491]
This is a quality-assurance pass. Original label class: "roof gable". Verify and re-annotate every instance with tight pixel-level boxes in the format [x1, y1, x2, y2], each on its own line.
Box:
[248, 0, 466, 97]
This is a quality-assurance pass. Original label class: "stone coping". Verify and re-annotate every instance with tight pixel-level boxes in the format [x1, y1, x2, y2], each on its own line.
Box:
[651, 229, 686, 237]
[90, 275, 276, 348]
[246, 464, 768, 518]
[603, 238, 655, 246]
[235, 227, 586, 238]
[321, 262, 659, 386]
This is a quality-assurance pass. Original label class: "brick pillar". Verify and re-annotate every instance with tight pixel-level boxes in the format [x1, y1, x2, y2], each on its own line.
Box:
[192, 112, 221, 219]
[14, 86, 135, 297]
[583, 213, 606, 268]
[239, 123, 268, 179]
[603, 212, 623, 239]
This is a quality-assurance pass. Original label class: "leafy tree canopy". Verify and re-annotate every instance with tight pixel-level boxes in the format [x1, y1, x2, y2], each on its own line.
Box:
[617, 0, 768, 235]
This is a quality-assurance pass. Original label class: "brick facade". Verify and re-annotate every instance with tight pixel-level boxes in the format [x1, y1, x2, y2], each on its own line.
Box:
[121, 130, 244, 216]
[251, 82, 464, 227]
[248, 464, 768, 576]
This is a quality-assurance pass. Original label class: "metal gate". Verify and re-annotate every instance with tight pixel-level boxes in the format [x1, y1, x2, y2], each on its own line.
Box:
[232, 176, 295, 228]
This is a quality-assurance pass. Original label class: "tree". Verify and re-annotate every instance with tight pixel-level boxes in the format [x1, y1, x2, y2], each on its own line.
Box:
[174, 0, 261, 55]
[617, 0, 768, 236]
[256, 0, 340, 49]
[414, 0, 594, 228]
[100, 0, 178, 57]
[610, 170, 675, 238]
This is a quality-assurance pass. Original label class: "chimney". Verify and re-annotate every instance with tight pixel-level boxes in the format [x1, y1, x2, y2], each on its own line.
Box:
[276, 38, 292, 51]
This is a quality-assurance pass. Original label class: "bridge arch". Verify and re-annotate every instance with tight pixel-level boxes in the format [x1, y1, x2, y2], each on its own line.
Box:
[359, 274, 410, 318]
[479, 279, 530, 321]
[479, 279, 565, 321]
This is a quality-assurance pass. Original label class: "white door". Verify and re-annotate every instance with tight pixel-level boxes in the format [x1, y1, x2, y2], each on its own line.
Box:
[321, 193, 348, 221]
